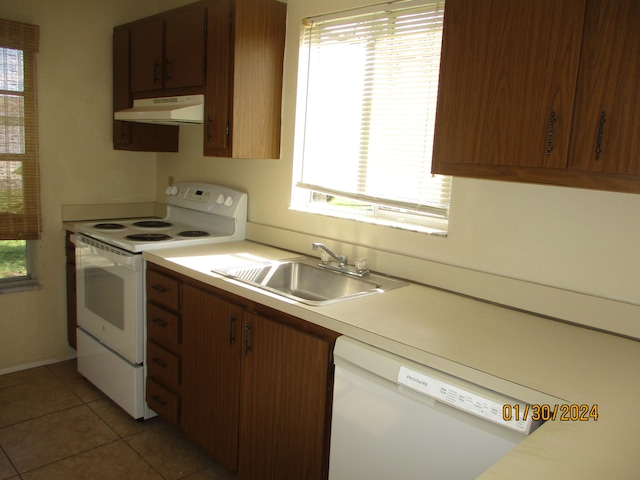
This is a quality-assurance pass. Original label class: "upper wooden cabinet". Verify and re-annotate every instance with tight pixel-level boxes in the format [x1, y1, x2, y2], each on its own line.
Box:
[113, 26, 179, 152]
[432, 0, 640, 193]
[204, 0, 287, 159]
[113, 0, 286, 158]
[568, 0, 640, 179]
[130, 3, 207, 94]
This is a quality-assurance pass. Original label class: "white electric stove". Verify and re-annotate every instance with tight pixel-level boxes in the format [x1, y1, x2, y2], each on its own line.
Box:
[74, 182, 247, 419]
[74, 182, 247, 252]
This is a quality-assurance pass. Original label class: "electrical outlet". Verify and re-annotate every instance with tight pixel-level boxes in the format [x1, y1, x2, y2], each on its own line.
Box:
[168, 176, 174, 186]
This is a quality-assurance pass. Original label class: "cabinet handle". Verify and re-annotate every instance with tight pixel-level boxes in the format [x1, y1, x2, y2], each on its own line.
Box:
[151, 317, 167, 327]
[150, 284, 166, 293]
[153, 60, 160, 83]
[244, 322, 252, 354]
[151, 357, 167, 368]
[165, 58, 172, 82]
[546, 111, 556, 157]
[229, 314, 236, 345]
[150, 394, 167, 406]
[595, 111, 606, 160]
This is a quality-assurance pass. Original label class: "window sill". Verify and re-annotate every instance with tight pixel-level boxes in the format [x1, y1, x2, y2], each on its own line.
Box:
[0, 278, 41, 294]
[290, 205, 448, 237]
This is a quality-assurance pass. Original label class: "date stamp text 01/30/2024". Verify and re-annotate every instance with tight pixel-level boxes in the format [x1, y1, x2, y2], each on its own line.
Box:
[503, 404, 599, 422]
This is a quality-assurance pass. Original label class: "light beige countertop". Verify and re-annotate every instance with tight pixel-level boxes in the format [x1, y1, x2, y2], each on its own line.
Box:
[143, 240, 640, 479]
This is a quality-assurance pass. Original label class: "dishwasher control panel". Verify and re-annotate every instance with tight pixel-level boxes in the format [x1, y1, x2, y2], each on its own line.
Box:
[398, 365, 538, 433]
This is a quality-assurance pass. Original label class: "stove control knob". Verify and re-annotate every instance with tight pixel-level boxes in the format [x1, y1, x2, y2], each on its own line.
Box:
[224, 195, 234, 207]
[165, 185, 179, 196]
[216, 193, 226, 205]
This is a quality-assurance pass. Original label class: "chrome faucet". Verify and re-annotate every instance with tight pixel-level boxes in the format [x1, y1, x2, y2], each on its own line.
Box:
[312, 243, 348, 269]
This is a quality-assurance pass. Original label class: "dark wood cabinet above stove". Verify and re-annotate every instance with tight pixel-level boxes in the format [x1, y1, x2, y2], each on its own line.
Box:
[112, 26, 179, 152]
[113, 0, 286, 158]
[130, 2, 207, 94]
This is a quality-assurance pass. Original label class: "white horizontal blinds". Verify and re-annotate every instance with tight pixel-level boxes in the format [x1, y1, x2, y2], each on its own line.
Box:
[0, 19, 40, 240]
[298, 1, 450, 217]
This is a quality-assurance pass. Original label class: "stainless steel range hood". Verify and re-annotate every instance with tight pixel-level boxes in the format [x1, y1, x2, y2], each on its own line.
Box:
[114, 94, 204, 125]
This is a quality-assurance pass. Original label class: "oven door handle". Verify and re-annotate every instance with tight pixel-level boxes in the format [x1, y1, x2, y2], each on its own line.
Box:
[77, 235, 138, 267]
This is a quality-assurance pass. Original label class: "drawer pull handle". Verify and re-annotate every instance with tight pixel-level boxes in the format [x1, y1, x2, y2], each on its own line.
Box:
[150, 394, 167, 406]
[244, 322, 252, 354]
[229, 314, 236, 345]
[546, 110, 556, 157]
[152, 357, 167, 368]
[151, 317, 167, 327]
[151, 284, 167, 293]
[595, 111, 606, 160]
[153, 60, 160, 83]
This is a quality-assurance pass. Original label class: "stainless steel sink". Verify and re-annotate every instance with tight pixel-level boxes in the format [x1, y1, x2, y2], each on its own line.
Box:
[211, 257, 408, 305]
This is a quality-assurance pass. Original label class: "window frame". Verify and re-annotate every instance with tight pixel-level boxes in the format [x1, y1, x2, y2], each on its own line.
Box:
[0, 19, 40, 289]
[291, 0, 450, 235]
[0, 239, 37, 289]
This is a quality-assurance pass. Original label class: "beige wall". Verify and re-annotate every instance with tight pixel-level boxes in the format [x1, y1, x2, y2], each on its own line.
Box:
[2, 0, 639, 372]
[0, 0, 190, 373]
[156, 0, 640, 338]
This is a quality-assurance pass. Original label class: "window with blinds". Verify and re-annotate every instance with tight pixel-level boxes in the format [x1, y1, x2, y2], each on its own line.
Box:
[292, 0, 450, 234]
[0, 19, 40, 284]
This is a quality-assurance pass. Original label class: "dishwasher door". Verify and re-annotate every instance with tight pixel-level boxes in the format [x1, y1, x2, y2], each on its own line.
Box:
[329, 337, 540, 480]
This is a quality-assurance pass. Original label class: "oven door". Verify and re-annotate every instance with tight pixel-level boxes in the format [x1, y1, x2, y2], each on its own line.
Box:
[75, 234, 144, 364]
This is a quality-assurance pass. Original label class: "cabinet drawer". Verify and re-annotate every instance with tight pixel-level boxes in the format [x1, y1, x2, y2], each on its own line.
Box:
[146, 378, 180, 425]
[147, 303, 181, 346]
[147, 341, 181, 388]
[147, 269, 180, 310]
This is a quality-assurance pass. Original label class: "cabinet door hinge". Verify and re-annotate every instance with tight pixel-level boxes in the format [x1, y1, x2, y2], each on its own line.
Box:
[228, 14, 233, 27]
[225, 122, 230, 136]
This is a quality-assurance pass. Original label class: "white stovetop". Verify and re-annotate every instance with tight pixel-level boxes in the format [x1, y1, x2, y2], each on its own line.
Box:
[142, 240, 640, 480]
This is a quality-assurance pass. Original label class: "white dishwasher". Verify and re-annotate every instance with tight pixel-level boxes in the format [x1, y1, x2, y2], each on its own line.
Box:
[329, 337, 542, 479]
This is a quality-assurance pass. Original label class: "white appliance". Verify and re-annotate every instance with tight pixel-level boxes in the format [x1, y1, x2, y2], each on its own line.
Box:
[329, 337, 542, 480]
[74, 182, 247, 419]
[114, 94, 204, 125]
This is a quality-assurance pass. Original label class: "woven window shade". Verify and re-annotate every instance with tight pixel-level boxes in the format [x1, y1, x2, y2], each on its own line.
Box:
[0, 19, 40, 240]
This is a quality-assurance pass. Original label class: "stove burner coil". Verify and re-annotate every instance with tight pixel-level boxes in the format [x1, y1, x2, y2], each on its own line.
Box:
[125, 233, 172, 242]
[132, 220, 173, 228]
[93, 223, 126, 230]
[177, 230, 210, 237]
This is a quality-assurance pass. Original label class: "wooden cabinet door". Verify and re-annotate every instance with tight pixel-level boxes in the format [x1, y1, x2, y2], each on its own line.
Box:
[113, 27, 179, 152]
[130, 17, 164, 93]
[181, 285, 243, 472]
[569, 0, 640, 176]
[238, 312, 331, 480]
[432, 0, 586, 176]
[204, 0, 233, 156]
[113, 27, 132, 146]
[164, 3, 207, 90]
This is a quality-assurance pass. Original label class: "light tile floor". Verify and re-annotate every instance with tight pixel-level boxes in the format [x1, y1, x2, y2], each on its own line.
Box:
[0, 359, 237, 480]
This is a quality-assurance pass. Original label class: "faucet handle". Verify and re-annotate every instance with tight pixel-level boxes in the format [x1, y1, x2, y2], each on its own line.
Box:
[319, 250, 332, 264]
[355, 257, 368, 273]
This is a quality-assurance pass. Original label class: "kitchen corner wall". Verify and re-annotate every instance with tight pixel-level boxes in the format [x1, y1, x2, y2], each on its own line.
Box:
[0, 0, 190, 374]
[157, 0, 640, 339]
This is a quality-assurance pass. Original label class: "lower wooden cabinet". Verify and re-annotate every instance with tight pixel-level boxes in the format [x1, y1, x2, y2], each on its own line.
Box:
[65, 231, 77, 349]
[146, 263, 338, 479]
[238, 311, 333, 480]
[181, 284, 243, 471]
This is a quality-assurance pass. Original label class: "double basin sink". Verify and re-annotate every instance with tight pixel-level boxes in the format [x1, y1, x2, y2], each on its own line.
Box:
[211, 257, 408, 306]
